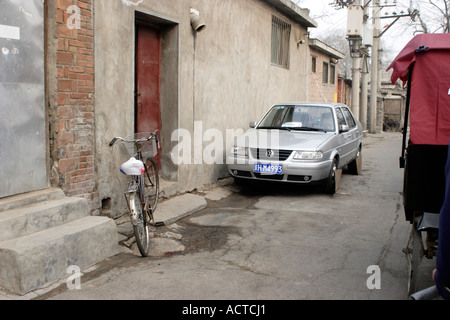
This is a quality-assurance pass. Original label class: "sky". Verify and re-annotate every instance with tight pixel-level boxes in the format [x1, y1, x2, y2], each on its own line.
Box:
[292, 0, 441, 63]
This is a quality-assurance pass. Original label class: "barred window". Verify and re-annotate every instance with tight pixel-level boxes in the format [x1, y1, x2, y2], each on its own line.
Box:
[330, 64, 336, 85]
[271, 16, 291, 69]
[323, 62, 329, 84]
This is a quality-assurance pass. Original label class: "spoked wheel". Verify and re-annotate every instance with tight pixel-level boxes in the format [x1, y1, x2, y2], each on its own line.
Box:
[143, 158, 159, 214]
[404, 219, 425, 296]
[130, 192, 150, 257]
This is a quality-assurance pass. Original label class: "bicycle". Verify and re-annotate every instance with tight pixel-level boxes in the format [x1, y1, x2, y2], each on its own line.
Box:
[109, 131, 163, 257]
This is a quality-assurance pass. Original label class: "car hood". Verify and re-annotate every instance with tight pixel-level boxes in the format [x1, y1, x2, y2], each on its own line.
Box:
[234, 129, 335, 151]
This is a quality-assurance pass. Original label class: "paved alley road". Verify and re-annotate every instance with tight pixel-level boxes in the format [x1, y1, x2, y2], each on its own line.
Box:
[43, 132, 436, 301]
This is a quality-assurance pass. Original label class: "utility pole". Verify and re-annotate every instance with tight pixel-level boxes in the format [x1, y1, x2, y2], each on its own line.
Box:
[350, 41, 361, 121]
[368, 1, 417, 134]
[346, 1, 364, 121]
[369, 0, 380, 134]
[342, 0, 418, 133]
[360, 54, 369, 130]
[359, 1, 371, 131]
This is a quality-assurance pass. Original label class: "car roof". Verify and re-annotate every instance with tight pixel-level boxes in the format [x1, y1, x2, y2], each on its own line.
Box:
[272, 102, 348, 109]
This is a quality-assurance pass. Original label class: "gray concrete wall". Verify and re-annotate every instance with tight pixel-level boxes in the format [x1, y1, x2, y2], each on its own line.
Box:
[95, 0, 136, 217]
[94, 0, 312, 217]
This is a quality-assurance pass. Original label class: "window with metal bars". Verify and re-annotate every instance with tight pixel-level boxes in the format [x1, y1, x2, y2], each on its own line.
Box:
[312, 57, 317, 73]
[323, 62, 329, 84]
[271, 15, 291, 69]
[330, 64, 336, 85]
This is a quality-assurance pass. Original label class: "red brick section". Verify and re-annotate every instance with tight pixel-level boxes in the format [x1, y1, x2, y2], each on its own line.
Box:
[54, 0, 99, 214]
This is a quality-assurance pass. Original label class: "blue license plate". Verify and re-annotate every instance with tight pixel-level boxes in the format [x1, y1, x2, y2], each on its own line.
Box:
[253, 164, 283, 175]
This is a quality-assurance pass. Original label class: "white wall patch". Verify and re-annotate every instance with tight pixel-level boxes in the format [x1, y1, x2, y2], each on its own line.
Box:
[0, 24, 20, 40]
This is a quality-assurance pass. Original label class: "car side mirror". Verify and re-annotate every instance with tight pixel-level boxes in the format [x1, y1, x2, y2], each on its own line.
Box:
[249, 122, 257, 128]
[339, 125, 350, 133]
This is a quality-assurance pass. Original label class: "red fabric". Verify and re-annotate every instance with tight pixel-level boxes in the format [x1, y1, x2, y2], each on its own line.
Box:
[387, 34, 450, 85]
[387, 34, 450, 145]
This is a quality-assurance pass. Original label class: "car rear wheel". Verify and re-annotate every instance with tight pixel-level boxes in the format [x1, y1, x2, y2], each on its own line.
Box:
[348, 146, 362, 175]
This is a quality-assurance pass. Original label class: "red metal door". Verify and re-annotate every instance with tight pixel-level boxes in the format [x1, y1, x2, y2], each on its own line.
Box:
[136, 24, 162, 167]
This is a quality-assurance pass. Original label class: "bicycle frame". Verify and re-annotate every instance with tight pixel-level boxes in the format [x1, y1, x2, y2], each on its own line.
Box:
[124, 177, 142, 226]
[109, 132, 162, 257]
[110, 132, 161, 228]
[123, 141, 151, 226]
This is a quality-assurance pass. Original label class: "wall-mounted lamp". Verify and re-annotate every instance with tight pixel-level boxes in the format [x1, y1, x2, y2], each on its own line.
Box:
[297, 39, 306, 49]
[190, 8, 206, 33]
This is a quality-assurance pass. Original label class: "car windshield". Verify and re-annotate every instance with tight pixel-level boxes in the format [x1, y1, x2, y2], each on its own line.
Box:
[257, 105, 336, 133]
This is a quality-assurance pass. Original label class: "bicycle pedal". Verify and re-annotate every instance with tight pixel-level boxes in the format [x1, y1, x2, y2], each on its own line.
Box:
[154, 222, 165, 227]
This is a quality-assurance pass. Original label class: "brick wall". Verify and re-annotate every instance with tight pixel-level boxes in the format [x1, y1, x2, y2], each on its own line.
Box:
[309, 49, 338, 103]
[50, 0, 99, 214]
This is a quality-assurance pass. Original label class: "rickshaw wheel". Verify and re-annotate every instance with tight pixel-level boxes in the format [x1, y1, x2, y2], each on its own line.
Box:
[404, 218, 425, 296]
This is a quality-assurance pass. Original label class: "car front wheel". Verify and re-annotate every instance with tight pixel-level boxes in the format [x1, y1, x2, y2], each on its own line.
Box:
[323, 159, 337, 195]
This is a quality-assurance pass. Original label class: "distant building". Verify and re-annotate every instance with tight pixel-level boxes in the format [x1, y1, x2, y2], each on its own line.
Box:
[308, 38, 346, 103]
[337, 74, 352, 106]
[380, 70, 407, 132]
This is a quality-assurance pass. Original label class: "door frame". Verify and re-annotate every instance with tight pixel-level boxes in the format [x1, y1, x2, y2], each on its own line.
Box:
[134, 11, 179, 182]
[135, 22, 162, 168]
[134, 22, 162, 134]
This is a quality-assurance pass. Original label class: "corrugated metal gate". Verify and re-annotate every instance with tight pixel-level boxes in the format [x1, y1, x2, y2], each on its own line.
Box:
[0, 0, 47, 198]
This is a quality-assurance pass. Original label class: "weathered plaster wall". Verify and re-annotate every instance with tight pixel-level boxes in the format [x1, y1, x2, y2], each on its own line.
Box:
[94, 0, 135, 216]
[188, 0, 311, 186]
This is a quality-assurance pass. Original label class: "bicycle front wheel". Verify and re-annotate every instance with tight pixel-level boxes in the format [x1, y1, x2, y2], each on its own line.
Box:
[143, 158, 159, 213]
[130, 192, 150, 257]
[405, 219, 424, 295]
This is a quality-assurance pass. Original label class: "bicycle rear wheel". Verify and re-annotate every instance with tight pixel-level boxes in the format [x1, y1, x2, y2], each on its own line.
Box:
[130, 191, 150, 257]
[143, 158, 159, 213]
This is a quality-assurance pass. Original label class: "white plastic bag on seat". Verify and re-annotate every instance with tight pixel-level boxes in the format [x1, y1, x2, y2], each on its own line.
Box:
[120, 157, 145, 175]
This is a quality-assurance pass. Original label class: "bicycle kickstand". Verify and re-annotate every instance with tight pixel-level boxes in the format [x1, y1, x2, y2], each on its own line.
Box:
[147, 206, 165, 227]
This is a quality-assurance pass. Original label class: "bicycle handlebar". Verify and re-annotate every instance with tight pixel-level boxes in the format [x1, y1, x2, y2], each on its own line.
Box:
[109, 132, 159, 148]
[109, 137, 119, 147]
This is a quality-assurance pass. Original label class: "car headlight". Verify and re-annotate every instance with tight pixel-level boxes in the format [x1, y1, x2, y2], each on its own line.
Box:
[294, 151, 324, 160]
[232, 146, 249, 157]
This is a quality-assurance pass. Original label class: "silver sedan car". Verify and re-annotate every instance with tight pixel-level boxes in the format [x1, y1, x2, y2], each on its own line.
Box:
[227, 103, 363, 194]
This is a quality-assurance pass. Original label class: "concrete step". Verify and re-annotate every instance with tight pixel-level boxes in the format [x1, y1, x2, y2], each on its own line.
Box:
[0, 196, 89, 242]
[155, 193, 207, 226]
[0, 216, 119, 295]
[0, 188, 65, 212]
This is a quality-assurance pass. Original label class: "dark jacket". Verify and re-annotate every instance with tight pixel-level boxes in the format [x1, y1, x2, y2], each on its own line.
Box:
[435, 145, 450, 300]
